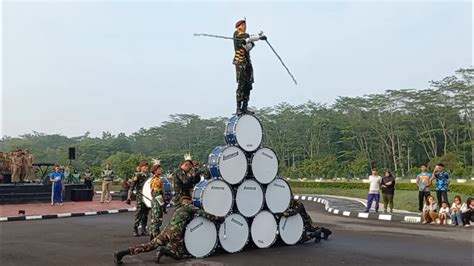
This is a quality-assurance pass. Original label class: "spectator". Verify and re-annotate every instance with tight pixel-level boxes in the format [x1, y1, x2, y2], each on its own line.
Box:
[438, 201, 450, 225]
[71, 169, 81, 183]
[49, 165, 64, 206]
[461, 197, 473, 227]
[100, 163, 115, 203]
[381, 170, 395, 213]
[422, 195, 438, 224]
[364, 168, 381, 213]
[416, 164, 432, 213]
[83, 168, 94, 190]
[433, 163, 450, 206]
[450, 195, 465, 226]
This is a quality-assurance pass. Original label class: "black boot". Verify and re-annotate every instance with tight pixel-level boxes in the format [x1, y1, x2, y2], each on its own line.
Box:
[321, 227, 332, 240]
[310, 229, 322, 243]
[155, 247, 171, 264]
[242, 101, 254, 115]
[141, 226, 148, 236]
[133, 226, 139, 237]
[114, 249, 130, 264]
[236, 101, 243, 115]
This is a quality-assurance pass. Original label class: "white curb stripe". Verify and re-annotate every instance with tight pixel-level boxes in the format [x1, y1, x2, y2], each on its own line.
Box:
[128, 207, 137, 212]
[85, 211, 97, 216]
[378, 214, 392, 221]
[333, 209, 339, 214]
[0, 217, 8, 222]
[308, 197, 313, 201]
[108, 209, 119, 214]
[343, 211, 351, 216]
[313, 198, 317, 202]
[404, 216, 421, 223]
[26, 215, 42, 220]
[328, 208, 333, 212]
[301, 196, 307, 200]
[294, 195, 300, 200]
[57, 213, 72, 218]
[358, 212, 369, 218]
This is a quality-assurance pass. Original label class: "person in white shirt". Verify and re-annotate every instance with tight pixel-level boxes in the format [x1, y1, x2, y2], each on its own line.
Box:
[438, 201, 450, 225]
[450, 195, 465, 226]
[364, 168, 381, 213]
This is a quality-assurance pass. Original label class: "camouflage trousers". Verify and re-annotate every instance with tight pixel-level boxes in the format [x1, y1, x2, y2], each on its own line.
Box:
[235, 64, 253, 102]
[301, 210, 318, 243]
[134, 196, 150, 229]
[128, 225, 189, 260]
[150, 200, 164, 238]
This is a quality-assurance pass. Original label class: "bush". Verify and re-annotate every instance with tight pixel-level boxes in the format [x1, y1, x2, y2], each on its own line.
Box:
[288, 180, 474, 195]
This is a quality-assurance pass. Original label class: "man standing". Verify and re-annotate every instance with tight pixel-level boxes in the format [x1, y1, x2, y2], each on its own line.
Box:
[149, 160, 165, 240]
[171, 159, 200, 206]
[83, 168, 94, 190]
[24, 150, 34, 181]
[416, 164, 432, 212]
[113, 196, 221, 264]
[131, 161, 151, 237]
[433, 163, 450, 206]
[233, 18, 267, 114]
[49, 165, 65, 205]
[365, 168, 381, 213]
[11, 151, 23, 184]
[100, 163, 115, 203]
[0, 152, 6, 182]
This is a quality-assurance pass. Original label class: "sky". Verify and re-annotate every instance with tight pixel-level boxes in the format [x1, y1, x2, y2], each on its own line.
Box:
[1, 0, 472, 138]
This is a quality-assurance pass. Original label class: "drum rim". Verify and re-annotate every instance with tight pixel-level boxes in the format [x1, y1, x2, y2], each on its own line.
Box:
[209, 145, 248, 185]
[184, 216, 219, 258]
[250, 210, 278, 248]
[236, 179, 264, 217]
[264, 177, 292, 213]
[218, 213, 250, 253]
[199, 179, 234, 217]
[142, 177, 153, 208]
[251, 147, 279, 184]
[225, 114, 264, 152]
[278, 213, 304, 245]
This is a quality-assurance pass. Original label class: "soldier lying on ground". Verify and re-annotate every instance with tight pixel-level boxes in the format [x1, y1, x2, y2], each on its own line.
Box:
[283, 198, 332, 242]
[114, 196, 222, 264]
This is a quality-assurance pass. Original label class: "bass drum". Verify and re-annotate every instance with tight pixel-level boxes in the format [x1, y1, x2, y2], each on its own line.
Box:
[208, 146, 248, 185]
[235, 179, 264, 217]
[192, 179, 234, 217]
[218, 213, 249, 253]
[251, 147, 278, 184]
[279, 213, 304, 245]
[250, 210, 278, 248]
[184, 216, 218, 258]
[265, 177, 292, 213]
[142, 177, 153, 208]
[225, 114, 263, 152]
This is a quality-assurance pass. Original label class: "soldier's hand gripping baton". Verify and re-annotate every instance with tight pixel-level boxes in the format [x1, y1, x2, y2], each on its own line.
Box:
[264, 40, 298, 85]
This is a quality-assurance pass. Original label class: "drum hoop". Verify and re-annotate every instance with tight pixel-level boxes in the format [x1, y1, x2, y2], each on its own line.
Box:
[185, 217, 219, 258]
[219, 213, 250, 253]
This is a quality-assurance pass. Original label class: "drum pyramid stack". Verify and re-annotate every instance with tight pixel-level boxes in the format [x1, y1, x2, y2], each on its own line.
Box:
[185, 114, 303, 258]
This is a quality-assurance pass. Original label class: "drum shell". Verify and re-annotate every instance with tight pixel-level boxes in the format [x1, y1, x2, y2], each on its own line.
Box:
[207, 145, 248, 185]
[192, 179, 234, 217]
[142, 177, 153, 208]
[224, 114, 264, 152]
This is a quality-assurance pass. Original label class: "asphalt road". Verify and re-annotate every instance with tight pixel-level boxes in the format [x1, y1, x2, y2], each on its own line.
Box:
[1, 201, 472, 266]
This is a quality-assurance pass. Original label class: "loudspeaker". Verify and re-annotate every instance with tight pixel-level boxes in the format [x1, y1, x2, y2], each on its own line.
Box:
[68, 147, 76, 160]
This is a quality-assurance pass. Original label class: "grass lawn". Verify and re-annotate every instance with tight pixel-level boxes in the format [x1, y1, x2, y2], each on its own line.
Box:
[292, 187, 471, 213]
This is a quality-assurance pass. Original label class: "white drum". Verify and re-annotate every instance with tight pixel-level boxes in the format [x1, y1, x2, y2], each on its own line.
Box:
[142, 177, 153, 208]
[265, 178, 292, 213]
[225, 114, 263, 152]
[192, 179, 234, 217]
[218, 213, 249, 253]
[251, 147, 278, 184]
[279, 213, 304, 245]
[208, 146, 248, 185]
[250, 210, 278, 248]
[236, 179, 264, 217]
[184, 216, 218, 258]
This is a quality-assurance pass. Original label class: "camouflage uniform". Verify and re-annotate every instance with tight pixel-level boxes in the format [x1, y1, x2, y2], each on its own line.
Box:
[285, 199, 321, 243]
[171, 169, 200, 206]
[128, 202, 219, 259]
[150, 176, 165, 238]
[132, 172, 150, 232]
[233, 31, 253, 105]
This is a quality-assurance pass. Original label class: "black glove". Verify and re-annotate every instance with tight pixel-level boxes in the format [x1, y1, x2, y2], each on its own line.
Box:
[215, 217, 225, 223]
[259, 35, 267, 41]
[282, 212, 290, 218]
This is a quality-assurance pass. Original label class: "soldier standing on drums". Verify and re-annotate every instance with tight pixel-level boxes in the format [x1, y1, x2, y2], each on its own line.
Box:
[233, 18, 267, 115]
[149, 160, 165, 240]
[131, 161, 151, 237]
[171, 157, 200, 206]
[283, 198, 332, 242]
[114, 196, 222, 264]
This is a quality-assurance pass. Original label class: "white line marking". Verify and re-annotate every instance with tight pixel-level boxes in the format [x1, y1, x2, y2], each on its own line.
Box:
[343, 211, 351, 216]
[358, 212, 369, 218]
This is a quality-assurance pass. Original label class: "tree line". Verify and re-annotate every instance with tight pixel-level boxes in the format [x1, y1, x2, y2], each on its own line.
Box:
[2, 68, 472, 179]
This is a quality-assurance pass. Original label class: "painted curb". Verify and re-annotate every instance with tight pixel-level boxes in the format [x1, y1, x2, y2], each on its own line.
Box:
[0, 207, 137, 222]
[294, 194, 421, 223]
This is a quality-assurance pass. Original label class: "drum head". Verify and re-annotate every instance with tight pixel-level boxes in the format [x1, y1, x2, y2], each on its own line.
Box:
[202, 180, 233, 217]
[236, 179, 264, 217]
[279, 213, 304, 245]
[235, 115, 263, 152]
[251, 211, 277, 248]
[185, 217, 218, 258]
[265, 178, 291, 213]
[219, 146, 247, 185]
[219, 213, 249, 253]
[142, 177, 153, 208]
[251, 148, 278, 184]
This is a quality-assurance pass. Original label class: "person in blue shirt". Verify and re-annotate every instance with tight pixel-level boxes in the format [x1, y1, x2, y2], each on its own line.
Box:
[433, 163, 450, 207]
[49, 165, 65, 205]
[416, 164, 432, 212]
